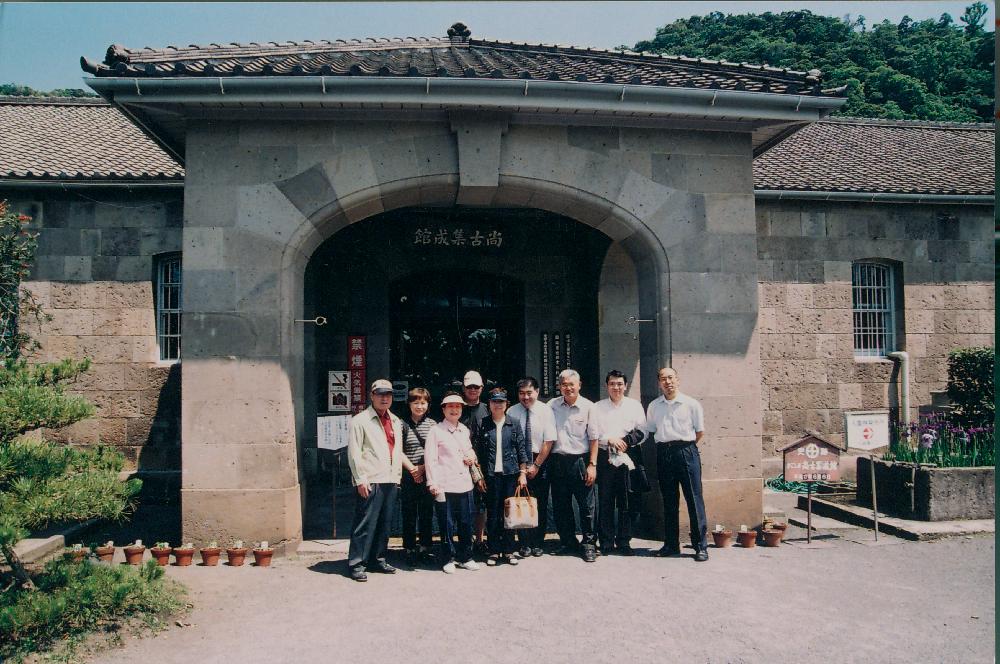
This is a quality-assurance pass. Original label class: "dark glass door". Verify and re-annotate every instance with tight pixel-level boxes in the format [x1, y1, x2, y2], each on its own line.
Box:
[391, 271, 524, 402]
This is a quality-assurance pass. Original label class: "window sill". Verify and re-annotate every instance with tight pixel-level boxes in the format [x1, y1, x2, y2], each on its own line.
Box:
[852, 356, 895, 364]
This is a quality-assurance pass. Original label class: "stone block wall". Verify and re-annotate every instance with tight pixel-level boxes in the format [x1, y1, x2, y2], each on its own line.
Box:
[756, 199, 994, 461]
[7, 190, 183, 473]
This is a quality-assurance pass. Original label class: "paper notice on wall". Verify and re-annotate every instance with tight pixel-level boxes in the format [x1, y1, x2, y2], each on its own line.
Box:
[317, 415, 351, 451]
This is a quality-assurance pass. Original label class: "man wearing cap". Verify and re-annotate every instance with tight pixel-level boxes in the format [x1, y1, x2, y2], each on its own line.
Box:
[594, 369, 647, 556]
[533, 369, 601, 562]
[460, 370, 490, 556]
[506, 376, 557, 557]
[646, 367, 708, 562]
[345, 378, 405, 581]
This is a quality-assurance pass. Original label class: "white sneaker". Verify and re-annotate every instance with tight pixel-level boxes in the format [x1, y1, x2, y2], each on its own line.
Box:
[442, 562, 456, 574]
[456, 560, 480, 571]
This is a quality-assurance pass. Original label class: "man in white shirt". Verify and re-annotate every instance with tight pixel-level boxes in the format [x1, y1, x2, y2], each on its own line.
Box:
[594, 369, 647, 556]
[507, 376, 558, 557]
[645, 367, 709, 562]
[534, 369, 600, 562]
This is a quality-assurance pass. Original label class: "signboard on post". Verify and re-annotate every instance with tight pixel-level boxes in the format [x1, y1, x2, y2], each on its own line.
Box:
[348, 336, 367, 414]
[327, 371, 350, 413]
[780, 431, 842, 482]
[317, 415, 351, 451]
[844, 410, 891, 451]
[392, 380, 408, 403]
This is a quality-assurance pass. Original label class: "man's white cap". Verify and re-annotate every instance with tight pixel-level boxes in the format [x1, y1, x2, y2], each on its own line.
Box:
[441, 393, 466, 406]
[370, 379, 394, 394]
[463, 370, 484, 387]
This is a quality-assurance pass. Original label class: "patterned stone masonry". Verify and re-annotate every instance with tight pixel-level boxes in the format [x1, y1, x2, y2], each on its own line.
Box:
[756, 200, 995, 460]
[20, 280, 180, 472]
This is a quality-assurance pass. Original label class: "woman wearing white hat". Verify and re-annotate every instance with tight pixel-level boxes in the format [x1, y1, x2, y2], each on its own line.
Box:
[424, 391, 482, 573]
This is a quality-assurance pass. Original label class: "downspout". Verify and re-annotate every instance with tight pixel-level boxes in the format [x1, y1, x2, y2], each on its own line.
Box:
[887, 351, 911, 425]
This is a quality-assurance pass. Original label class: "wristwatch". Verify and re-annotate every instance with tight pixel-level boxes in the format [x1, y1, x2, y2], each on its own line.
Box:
[587, 461, 596, 467]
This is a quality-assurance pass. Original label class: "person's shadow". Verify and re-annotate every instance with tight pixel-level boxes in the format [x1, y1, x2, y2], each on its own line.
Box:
[308, 560, 350, 576]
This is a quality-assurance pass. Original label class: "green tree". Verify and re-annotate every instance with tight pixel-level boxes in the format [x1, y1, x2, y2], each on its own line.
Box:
[632, 4, 994, 121]
[0, 202, 141, 590]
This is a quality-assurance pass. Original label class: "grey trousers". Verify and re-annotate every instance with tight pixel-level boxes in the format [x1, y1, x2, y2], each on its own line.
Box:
[347, 482, 399, 569]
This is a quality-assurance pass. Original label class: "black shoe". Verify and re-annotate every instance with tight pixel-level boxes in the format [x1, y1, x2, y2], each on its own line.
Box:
[419, 549, 435, 563]
[350, 566, 368, 582]
[695, 549, 709, 562]
[518, 547, 531, 558]
[617, 545, 635, 556]
[582, 546, 597, 563]
[531, 547, 544, 557]
[656, 545, 681, 557]
[370, 561, 397, 574]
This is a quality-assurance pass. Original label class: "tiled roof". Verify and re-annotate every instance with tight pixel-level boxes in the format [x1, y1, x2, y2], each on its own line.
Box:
[0, 96, 183, 180]
[80, 22, 843, 98]
[753, 118, 995, 196]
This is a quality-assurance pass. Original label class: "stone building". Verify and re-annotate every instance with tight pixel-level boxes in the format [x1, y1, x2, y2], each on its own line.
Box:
[1, 24, 993, 550]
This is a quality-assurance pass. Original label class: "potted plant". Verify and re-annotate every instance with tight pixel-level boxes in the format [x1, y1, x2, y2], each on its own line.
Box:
[150, 542, 172, 566]
[253, 541, 274, 567]
[770, 521, 788, 540]
[736, 525, 757, 548]
[761, 529, 783, 547]
[94, 540, 115, 563]
[710, 525, 733, 548]
[64, 542, 87, 563]
[173, 542, 195, 566]
[226, 539, 249, 567]
[200, 540, 222, 566]
[123, 539, 146, 565]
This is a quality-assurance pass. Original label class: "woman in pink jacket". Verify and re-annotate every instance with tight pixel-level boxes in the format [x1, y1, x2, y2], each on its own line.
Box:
[424, 392, 483, 574]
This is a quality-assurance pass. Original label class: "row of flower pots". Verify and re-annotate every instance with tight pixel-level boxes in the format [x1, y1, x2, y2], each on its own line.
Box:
[65, 540, 274, 567]
[710, 521, 788, 548]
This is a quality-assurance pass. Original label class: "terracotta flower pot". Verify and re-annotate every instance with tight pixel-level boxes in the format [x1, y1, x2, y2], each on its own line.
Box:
[150, 547, 172, 566]
[736, 530, 757, 548]
[226, 547, 249, 566]
[65, 548, 87, 563]
[123, 545, 146, 565]
[770, 522, 788, 540]
[711, 530, 733, 548]
[200, 547, 222, 566]
[253, 549, 274, 567]
[761, 529, 783, 547]
[94, 545, 115, 563]
[173, 547, 195, 566]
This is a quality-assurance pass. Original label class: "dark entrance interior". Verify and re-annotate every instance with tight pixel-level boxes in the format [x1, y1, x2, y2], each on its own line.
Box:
[302, 206, 610, 539]
[391, 270, 524, 404]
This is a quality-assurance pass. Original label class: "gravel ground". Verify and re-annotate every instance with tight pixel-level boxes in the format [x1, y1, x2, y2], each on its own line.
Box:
[90, 529, 994, 664]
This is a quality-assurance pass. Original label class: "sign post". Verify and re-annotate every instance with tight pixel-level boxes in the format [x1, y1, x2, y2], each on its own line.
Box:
[844, 410, 890, 542]
[779, 431, 842, 545]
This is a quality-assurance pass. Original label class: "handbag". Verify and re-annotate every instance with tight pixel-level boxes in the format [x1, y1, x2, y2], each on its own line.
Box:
[469, 461, 484, 485]
[503, 485, 538, 530]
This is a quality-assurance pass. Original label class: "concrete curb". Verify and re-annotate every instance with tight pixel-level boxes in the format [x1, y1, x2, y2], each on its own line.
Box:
[797, 495, 995, 541]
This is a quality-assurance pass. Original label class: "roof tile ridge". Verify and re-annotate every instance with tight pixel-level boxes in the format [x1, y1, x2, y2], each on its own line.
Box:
[0, 95, 106, 106]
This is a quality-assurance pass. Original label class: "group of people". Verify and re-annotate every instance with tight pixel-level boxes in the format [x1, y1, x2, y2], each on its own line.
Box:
[344, 366, 709, 582]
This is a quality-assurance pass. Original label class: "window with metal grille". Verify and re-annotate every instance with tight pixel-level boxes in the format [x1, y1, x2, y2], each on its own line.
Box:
[156, 254, 182, 361]
[852, 262, 896, 358]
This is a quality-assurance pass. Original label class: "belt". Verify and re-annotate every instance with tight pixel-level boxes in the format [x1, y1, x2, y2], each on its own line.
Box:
[657, 440, 695, 446]
[553, 452, 587, 458]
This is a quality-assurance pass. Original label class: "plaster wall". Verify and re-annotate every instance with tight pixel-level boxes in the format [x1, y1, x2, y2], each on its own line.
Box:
[756, 199, 995, 470]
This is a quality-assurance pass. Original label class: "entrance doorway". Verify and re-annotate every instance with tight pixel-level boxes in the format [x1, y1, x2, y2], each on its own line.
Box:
[390, 271, 524, 401]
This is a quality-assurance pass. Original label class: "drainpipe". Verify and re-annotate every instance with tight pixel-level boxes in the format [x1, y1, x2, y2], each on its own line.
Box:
[887, 351, 911, 425]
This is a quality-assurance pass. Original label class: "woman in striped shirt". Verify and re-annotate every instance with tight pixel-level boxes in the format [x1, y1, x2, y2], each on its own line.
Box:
[401, 387, 436, 565]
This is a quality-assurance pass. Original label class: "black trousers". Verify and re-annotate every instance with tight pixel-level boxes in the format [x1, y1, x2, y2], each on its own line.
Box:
[518, 459, 551, 549]
[656, 442, 708, 550]
[597, 448, 633, 548]
[485, 473, 519, 555]
[400, 471, 434, 551]
[347, 482, 399, 569]
[550, 453, 596, 548]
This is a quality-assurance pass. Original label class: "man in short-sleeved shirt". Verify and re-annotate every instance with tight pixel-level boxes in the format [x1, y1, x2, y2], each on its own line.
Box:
[534, 369, 600, 562]
[507, 376, 558, 556]
[645, 367, 709, 561]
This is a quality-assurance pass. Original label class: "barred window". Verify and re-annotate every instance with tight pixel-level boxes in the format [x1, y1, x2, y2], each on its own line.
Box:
[156, 254, 182, 361]
[852, 262, 896, 358]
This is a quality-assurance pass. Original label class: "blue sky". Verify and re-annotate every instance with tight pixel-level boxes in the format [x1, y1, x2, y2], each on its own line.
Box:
[0, 2, 993, 91]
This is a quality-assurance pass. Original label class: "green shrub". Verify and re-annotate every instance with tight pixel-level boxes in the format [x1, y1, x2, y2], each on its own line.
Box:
[947, 347, 994, 428]
[0, 558, 184, 661]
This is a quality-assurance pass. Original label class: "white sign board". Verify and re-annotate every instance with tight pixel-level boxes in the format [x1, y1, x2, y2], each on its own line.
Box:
[317, 415, 351, 451]
[392, 380, 409, 403]
[844, 410, 891, 451]
[328, 371, 350, 413]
